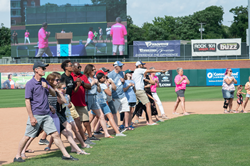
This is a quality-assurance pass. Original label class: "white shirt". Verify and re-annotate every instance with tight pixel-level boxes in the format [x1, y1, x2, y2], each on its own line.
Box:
[132, 68, 147, 90]
[106, 28, 111, 35]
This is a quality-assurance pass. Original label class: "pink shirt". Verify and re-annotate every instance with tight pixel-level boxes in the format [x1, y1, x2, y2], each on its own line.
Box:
[25, 32, 30, 37]
[174, 74, 187, 92]
[150, 76, 159, 93]
[88, 31, 94, 40]
[110, 23, 127, 45]
[38, 28, 48, 48]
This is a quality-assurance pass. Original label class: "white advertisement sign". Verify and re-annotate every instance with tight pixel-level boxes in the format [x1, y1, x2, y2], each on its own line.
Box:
[191, 39, 241, 56]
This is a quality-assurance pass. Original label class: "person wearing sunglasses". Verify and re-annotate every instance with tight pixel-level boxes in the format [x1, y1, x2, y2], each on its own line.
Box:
[14, 61, 78, 162]
[71, 62, 100, 143]
[222, 68, 237, 113]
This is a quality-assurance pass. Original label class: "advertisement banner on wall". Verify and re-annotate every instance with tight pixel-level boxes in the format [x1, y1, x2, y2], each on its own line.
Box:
[1, 72, 34, 89]
[1, 72, 64, 89]
[206, 68, 240, 86]
[192, 39, 241, 56]
[155, 70, 172, 87]
[133, 40, 180, 57]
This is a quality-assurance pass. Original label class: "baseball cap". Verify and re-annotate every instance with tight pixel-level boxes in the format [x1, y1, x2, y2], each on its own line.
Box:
[99, 67, 110, 72]
[96, 70, 108, 76]
[33, 61, 49, 70]
[113, 61, 124, 67]
[135, 61, 146, 66]
[125, 69, 134, 75]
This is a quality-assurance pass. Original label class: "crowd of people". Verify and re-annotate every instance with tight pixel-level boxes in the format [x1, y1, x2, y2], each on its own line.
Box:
[13, 60, 170, 162]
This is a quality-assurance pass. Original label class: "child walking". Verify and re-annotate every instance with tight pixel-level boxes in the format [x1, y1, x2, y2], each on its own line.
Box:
[234, 85, 247, 113]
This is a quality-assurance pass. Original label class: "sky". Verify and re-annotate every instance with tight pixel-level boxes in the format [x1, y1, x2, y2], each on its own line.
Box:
[0, 0, 248, 28]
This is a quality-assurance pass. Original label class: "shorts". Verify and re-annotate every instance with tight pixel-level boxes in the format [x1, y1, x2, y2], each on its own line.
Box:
[87, 38, 94, 45]
[69, 102, 80, 119]
[222, 89, 234, 99]
[108, 100, 117, 114]
[113, 97, 130, 113]
[107, 34, 111, 39]
[246, 93, 250, 98]
[36, 47, 53, 57]
[129, 102, 137, 108]
[91, 103, 111, 115]
[176, 89, 185, 97]
[25, 114, 57, 138]
[75, 106, 89, 122]
[135, 90, 150, 105]
[87, 95, 101, 111]
[113, 45, 125, 53]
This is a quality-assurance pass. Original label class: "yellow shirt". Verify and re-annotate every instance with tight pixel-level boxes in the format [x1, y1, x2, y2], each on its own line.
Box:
[245, 82, 250, 94]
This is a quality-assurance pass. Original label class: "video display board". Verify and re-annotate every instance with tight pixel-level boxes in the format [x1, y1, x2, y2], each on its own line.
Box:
[11, 0, 127, 57]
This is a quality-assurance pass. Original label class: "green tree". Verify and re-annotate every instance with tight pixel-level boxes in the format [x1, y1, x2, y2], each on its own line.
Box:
[0, 24, 11, 57]
[229, 5, 248, 42]
[127, 16, 146, 45]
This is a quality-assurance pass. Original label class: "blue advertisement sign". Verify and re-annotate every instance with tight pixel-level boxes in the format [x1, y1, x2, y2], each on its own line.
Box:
[133, 40, 180, 57]
[206, 68, 240, 86]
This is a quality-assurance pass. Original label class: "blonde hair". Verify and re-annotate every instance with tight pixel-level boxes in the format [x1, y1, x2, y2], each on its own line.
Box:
[56, 82, 65, 89]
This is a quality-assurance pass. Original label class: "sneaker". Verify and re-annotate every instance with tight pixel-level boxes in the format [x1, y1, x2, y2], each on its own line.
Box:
[62, 155, 79, 161]
[39, 139, 49, 145]
[120, 127, 128, 133]
[97, 50, 102, 53]
[84, 138, 96, 145]
[94, 131, 103, 135]
[106, 123, 111, 128]
[139, 116, 144, 119]
[89, 135, 100, 141]
[13, 157, 25, 162]
[100, 127, 103, 131]
[119, 125, 124, 130]
[116, 133, 126, 136]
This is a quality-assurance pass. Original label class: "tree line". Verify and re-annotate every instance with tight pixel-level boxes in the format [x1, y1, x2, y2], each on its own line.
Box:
[0, 5, 248, 57]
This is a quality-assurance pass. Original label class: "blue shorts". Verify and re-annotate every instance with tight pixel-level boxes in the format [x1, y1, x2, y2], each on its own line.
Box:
[246, 93, 250, 98]
[87, 95, 101, 111]
[222, 89, 234, 99]
[91, 103, 111, 115]
[108, 100, 117, 114]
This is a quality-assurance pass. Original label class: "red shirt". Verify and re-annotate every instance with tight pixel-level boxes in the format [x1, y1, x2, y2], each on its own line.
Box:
[71, 72, 90, 107]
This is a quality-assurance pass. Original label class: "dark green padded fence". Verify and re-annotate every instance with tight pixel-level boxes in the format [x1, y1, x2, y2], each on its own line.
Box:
[240, 68, 250, 85]
[172, 69, 206, 87]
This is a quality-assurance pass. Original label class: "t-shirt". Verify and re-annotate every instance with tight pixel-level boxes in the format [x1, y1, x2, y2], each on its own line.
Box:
[38, 27, 48, 48]
[110, 23, 127, 45]
[99, 28, 103, 35]
[94, 32, 98, 37]
[96, 83, 108, 104]
[71, 73, 90, 107]
[60, 73, 76, 96]
[132, 68, 147, 90]
[245, 82, 250, 94]
[150, 76, 159, 93]
[48, 93, 58, 118]
[106, 28, 111, 35]
[123, 80, 136, 103]
[88, 31, 94, 40]
[144, 75, 151, 93]
[86, 77, 97, 95]
[108, 70, 125, 99]
[25, 32, 30, 37]
[106, 84, 113, 102]
[174, 74, 187, 92]
[25, 77, 50, 115]
[222, 75, 235, 91]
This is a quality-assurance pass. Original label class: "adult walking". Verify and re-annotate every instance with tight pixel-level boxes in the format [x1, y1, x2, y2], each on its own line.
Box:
[71, 62, 100, 142]
[12, 31, 18, 45]
[173, 67, 190, 115]
[149, 67, 168, 119]
[132, 61, 167, 125]
[222, 68, 237, 113]
[14, 61, 78, 162]
[243, 76, 250, 111]
[110, 17, 127, 55]
[36, 22, 53, 57]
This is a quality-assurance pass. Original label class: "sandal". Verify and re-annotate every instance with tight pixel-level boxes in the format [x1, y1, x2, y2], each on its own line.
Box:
[82, 144, 92, 149]
[183, 112, 190, 115]
[44, 147, 50, 151]
[243, 111, 248, 113]
[25, 149, 34, 153]
[76, 150, 90, 155]
[21, 153, 27, 159]
[105, 135, 114, 138]
[127, 127, 134, 131]
[224, 110, 229, 114]
[233, 111, 239, 113]
[172, 112, 179, 115]
[134, 120, 139, 124]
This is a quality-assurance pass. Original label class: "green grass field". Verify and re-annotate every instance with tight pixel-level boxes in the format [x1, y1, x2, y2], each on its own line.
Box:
[0, 87, 225, 108]
[8, 114, 250, 166]
[11, 35, 128, 57]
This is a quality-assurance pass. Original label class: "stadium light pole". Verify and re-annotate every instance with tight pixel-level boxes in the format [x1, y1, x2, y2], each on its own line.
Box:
[248, 0, 250, 59]
[198, 23, 205, 39]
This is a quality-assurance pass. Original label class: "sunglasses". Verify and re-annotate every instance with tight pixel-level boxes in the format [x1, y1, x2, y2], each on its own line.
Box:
[67, 65, 73, 67]
[38, 67, 46, 70]
[62, 87, 67, 90]
[92, 69, 96, 71]
[229, 70, 232, 72]
[52, 79, 60, 82]
[78, 66, 82, 69]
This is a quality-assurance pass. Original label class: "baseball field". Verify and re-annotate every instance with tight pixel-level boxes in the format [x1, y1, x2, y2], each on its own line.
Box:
[1, 86, 250, 165]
